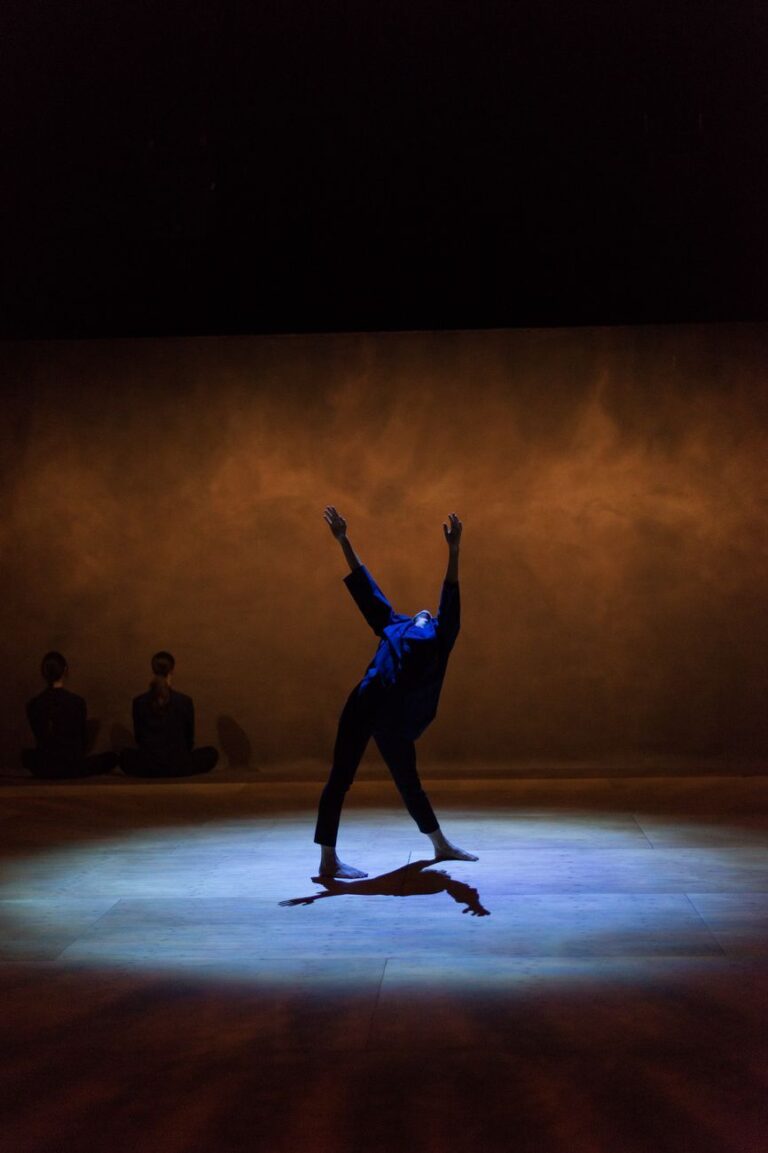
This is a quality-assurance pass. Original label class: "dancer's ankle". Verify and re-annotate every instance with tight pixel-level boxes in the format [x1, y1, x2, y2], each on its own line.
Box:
[317, 846, 368, 879]
[427, 827, 478, 862]
[428, 828, 447, 851]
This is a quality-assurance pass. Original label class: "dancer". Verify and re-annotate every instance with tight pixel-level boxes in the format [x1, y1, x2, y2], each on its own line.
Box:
[120, 651, 218, 777]
[314, 507, 477, 878]
[23, 651, 118, 779]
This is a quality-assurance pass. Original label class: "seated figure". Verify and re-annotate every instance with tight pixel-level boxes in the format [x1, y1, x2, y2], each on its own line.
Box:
[23, 651, 118, 779]
[120, 651, 218, 778]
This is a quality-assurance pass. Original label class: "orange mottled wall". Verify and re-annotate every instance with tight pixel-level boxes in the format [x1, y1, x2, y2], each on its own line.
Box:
[1, 325, 767, 770]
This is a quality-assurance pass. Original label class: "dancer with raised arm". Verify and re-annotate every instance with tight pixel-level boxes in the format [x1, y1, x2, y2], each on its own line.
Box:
[314, 507, 478, 878]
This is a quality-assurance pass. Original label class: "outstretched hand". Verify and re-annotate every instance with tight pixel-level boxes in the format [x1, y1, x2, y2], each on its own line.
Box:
[443, 512, 462, 548]
[324, 506, 347, 540]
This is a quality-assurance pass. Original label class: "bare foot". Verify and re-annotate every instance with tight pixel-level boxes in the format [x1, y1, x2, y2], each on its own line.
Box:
[433, 842, 478, 863]
[318, 859, 368, 879]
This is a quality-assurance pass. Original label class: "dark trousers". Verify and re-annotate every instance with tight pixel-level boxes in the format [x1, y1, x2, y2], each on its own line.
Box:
[22, 749, 118, 780]
[119, 746, 218, 778]
[314, 680, 439, 847]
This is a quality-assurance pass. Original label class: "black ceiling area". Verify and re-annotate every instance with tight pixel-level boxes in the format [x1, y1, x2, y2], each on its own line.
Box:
[2, 0, 766, 337]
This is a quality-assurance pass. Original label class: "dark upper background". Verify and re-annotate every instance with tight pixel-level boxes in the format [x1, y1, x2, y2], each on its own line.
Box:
[1, 0, 766, 338]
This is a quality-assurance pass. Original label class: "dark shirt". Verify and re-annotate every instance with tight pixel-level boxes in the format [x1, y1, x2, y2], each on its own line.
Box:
[344, 564, 460, 739]
[132, 689, 195, 767]
[26, 687, 87, 763]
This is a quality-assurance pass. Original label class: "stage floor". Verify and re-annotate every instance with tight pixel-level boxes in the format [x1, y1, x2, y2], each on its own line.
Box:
[1, 776, 767, 1152]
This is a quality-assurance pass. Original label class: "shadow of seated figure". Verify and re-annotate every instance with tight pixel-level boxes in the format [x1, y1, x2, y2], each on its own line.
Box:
[120, 651, 218, 779]
[280, 859, 490, 916]
[23, 651, 118, 780]
[216, 715, 253, 769]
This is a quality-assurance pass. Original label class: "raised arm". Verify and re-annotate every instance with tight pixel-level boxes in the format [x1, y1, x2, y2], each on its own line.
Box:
[437, 512, 462, 651]
[443, 511, 462, 584]
[324, 506, 362, 572]
[325, 505, 395, 635]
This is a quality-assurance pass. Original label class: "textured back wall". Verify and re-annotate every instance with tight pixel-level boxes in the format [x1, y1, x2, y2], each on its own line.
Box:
[1, 325, 767, 773]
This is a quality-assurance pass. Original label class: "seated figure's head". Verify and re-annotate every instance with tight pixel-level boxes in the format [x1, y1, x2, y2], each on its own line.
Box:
[41, 651, 67, 686]
[151, 651, 175, 679]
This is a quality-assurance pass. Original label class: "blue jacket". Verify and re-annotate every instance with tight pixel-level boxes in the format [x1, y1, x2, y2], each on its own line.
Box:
[344, 564, 460, 739]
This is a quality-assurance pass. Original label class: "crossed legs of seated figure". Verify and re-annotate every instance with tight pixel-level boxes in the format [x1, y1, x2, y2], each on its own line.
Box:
[314, 681, 477, 879]
[22, 749, 119, 779]
[119, 746, 219, 778]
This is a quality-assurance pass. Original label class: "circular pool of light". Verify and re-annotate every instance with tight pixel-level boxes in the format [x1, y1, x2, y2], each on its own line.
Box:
[2, 806, 767, 984]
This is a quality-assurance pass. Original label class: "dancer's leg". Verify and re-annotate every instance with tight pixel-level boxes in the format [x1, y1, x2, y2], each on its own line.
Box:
[314, 682, 375, 878]
[374, 729, 478, 861]
[373, 729, 438, 833]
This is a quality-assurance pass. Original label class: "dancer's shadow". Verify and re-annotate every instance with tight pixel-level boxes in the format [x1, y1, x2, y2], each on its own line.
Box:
[280, 859, 490, 916]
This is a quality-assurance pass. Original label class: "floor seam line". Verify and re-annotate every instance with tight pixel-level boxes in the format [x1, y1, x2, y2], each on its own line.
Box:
[631, 813, 656, 848]
[683, 892, 728, 956]
[44, 897, 124, 962]
[365, 957, 389, 1051]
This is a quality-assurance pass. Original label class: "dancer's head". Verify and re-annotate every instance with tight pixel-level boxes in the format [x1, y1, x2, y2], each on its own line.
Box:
[412, 610, 433, 628]
[41, 651, 67, 686]
[149, 651, 175, 712]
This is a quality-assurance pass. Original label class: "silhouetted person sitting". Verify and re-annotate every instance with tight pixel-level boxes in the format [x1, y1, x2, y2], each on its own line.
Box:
[120, 651, 218, 778]
[23, 651, 118, 779]
[314, 507, 478, 878]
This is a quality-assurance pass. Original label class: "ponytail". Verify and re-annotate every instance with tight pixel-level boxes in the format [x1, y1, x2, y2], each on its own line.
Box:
[40, 651, 67, 735]
[149, 650, 175, 714]
[149, 674, 171, 713]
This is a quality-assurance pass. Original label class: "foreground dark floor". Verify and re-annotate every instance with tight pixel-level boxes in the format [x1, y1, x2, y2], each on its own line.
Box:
[1, 775, 767, 1153]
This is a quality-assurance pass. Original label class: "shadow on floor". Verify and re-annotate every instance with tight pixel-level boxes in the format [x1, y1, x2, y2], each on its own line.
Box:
[280, 859, 491, 916]
[217, 715, 254, 769]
